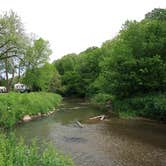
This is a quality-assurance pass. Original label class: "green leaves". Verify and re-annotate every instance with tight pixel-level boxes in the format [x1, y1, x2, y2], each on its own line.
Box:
[145, 8, 166, 21]
[24, 38, 52, 70]
[23, 63, 61, 92]
[113, 94, 166, 121]
[0, 11, 26, 60]
[54, 47, 102, 97]
[96, 9, 166, 98]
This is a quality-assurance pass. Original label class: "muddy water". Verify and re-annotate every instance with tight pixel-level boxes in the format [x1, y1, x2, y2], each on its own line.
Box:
[15, 98, 166, 166]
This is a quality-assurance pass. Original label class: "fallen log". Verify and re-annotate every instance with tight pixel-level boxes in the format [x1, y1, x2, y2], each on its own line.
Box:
[89, 115, 105, 121]
[100, 115, 105, 120]
[76, 121, 84, 128]
[89, 115, 103, 120]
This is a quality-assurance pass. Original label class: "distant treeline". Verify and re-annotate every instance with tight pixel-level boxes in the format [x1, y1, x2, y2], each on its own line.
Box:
[54, 8, 166, 121]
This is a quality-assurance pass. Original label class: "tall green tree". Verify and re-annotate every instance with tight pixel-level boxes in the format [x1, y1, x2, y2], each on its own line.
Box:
[25, 38, 52, 69]
[23, 63, 60, 92]
[96, 9, 166, 98]
[0, 11, 27, 91]
[145, 8, 166, 20]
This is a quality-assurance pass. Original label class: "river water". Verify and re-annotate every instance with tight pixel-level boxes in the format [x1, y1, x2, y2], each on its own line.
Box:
[15, 98, 166, 166]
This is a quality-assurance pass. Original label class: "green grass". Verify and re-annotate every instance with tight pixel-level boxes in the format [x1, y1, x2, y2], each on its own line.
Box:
[0, 132, 75, 166]
[0, 92, 62, 128]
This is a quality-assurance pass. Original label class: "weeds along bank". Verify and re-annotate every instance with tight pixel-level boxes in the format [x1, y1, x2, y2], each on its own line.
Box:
[0, 133, 74, 166]
[0, 92, 62, 128]
[0, 93, 75, 166]
[112, 94, 166, 121]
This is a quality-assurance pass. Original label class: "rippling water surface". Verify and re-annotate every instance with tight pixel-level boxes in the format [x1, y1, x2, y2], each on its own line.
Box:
[15, 98, 166, 166]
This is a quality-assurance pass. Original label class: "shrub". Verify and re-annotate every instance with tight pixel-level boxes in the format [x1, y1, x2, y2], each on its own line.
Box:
[91, 93, 113, 105]
[113, 94, 166, 121]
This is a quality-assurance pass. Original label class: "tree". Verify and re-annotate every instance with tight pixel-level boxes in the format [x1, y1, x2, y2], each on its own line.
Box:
[76, 47, 102, 96]
[23, 63, 61, 92]
[54, 53, 77, 75]
[54, 47, 102, 97]
[25, 38, 52, 69]
[23, 38, 52, 91]
[0, 11, 27, 91]
[95, 9, 166, 98]
[145, 8, 166, 21]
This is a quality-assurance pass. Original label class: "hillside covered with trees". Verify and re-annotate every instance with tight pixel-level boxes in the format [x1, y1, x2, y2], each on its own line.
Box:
[54, 8, 166, 121]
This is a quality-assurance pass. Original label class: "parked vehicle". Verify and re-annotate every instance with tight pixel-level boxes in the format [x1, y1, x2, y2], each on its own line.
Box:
[0, 86, 7, 93]
[14, 83, 30, 93]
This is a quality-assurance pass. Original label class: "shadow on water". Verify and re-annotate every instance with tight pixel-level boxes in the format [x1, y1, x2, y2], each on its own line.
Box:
[15, 98, 166, 166]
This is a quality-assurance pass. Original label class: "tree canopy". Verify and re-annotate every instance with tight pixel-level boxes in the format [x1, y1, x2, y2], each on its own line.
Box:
[54, 8, 166, 120]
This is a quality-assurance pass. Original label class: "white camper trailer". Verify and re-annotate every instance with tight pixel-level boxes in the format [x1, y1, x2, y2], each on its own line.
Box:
[0, 86, 7, 93]
[14, 83, 30, 93]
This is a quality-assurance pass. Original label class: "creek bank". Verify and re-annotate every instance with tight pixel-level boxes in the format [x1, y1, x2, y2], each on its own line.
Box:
[91, 101, 165, 124]
[119, 115, 164, 124]
[0, 92, 62, 128]
[22, 109, 56, 123]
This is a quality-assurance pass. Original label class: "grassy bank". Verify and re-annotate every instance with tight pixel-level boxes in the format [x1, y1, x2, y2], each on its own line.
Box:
[113, 94, 166, 121]
[0, 92, 62, 128]
[0, 132, 74, 166]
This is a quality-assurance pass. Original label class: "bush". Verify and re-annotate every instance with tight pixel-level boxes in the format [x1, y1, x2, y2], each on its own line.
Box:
[113, 94, 166, 121]
[0, 133, 74, 166]
[0, 92, 62, 128]
[91, 93, 113, 105]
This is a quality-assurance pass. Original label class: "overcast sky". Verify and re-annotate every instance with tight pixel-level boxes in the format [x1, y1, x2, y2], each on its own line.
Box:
[0, 0, 166, 61]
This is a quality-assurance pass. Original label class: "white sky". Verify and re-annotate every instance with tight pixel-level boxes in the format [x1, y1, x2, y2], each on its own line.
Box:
[0, 0, 166, 61]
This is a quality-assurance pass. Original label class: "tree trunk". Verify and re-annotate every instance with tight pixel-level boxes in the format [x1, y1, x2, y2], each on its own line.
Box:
[4, 58, 9, 92]
[18, 64, 21, 82]
[8, 67, 15, 91]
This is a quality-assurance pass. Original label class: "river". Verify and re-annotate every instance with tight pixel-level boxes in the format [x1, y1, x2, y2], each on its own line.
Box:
[15, 98, 166, 166]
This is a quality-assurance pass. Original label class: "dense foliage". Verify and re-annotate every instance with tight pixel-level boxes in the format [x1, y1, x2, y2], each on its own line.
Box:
[0, 92, 62, 128]
[0, 133, 74, 166]
[54, 8, 166, 121]
[54, 47, 102, 97]
[23, 63, 61, 92]
[113, 94, 166, 121]
[0, 11, 56, 92]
